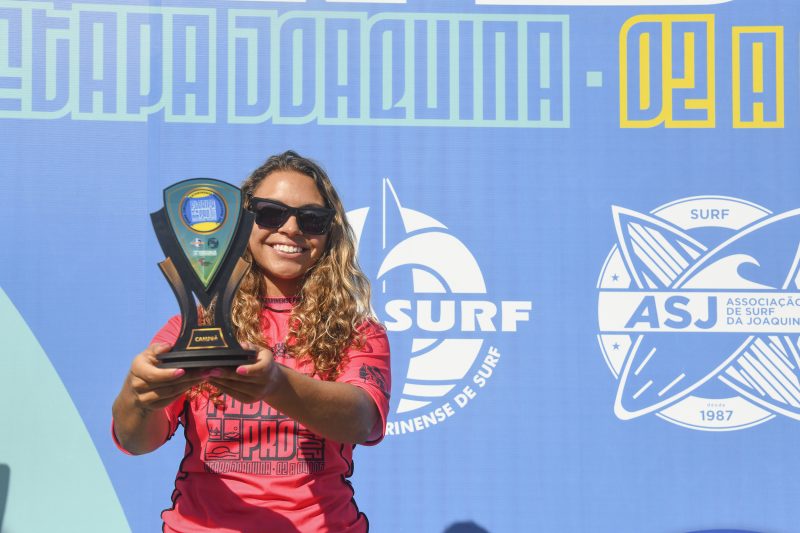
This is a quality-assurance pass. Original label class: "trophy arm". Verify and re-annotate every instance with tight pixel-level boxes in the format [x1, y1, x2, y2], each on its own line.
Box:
[158, 257, 199, 343]
[215, 258, 251, 350]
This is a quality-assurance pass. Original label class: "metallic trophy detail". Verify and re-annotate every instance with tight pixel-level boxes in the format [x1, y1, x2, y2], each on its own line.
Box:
[151, 178, 256, 368]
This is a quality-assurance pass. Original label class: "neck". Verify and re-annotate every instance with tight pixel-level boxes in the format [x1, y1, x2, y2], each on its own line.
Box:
[263, 274, 303, 299]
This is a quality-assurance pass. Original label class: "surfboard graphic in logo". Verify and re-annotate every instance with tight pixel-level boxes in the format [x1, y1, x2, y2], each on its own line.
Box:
[349, 178, 531, 434]
[599, 197, 800, 430]
[720, 335, 800, 420]
[613, 206, 707, 289]
[376, 179, 486, 415]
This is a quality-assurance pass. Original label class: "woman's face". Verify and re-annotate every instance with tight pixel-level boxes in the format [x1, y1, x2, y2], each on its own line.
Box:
[248, 170, 330, 297]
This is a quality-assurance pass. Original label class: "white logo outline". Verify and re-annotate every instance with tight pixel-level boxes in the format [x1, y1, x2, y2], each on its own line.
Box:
[349, 178, 531, 435]
[598, 195, 800, 431]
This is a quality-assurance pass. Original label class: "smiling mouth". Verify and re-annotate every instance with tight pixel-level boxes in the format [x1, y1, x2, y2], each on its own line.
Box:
[272, 243, 305, 254]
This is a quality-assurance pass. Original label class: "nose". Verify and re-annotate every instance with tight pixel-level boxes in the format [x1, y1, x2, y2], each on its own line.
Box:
[278, 214, 302, 236]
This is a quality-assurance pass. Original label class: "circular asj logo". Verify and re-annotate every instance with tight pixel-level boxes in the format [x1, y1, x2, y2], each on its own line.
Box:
[181, 188, 227, 233]
[597, 196, 800, 431]
[348, 179, 531, 436]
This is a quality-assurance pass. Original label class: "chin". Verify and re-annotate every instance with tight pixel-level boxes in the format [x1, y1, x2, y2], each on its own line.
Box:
[266, 268, 308, 283]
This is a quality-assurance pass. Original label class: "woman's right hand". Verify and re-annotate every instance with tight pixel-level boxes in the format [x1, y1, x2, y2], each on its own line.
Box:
[112, 343, 202, 454]
[123, 342, 201, 412]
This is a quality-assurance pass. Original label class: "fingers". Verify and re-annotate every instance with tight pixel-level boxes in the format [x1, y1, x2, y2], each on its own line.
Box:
[141, 341, 174, 364]
[195, 346, 271, 382]
[232, 346, 274, 379]
[127, 342, 203, 409]
[134, 381, 200, 409]
[206, 377, 262, 404]
[149, 341, 173, 355]
[131, 343, 185, 384]
[205, 347, 279, 404]
[129, 371, 200, 394]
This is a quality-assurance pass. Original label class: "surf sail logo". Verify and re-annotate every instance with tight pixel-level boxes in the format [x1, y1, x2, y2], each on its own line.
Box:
[348, 179, 531, 436]
[597, 196, 800, 431]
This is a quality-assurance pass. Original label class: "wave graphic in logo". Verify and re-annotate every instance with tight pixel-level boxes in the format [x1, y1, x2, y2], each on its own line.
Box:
[598, 196, 800, 431]
[349, 179, 531, 435]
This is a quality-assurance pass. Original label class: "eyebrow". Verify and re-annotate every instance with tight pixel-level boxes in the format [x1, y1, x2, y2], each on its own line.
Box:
[251, 196, 329, 209]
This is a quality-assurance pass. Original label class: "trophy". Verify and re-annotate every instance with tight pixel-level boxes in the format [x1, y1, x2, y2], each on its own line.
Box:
[150, 178, 257, 368]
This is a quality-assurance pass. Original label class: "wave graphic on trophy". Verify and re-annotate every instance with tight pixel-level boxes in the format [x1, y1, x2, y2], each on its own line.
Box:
[150, 179, 256, 368]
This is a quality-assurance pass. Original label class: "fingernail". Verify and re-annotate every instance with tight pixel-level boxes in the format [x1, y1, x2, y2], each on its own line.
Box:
[236, 367, 248, 376]
[173, 369, 185, 378]
[209, 368, 223, 378]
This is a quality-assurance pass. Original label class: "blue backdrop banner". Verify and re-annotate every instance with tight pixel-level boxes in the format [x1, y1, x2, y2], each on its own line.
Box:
[1, 0, 798, 531]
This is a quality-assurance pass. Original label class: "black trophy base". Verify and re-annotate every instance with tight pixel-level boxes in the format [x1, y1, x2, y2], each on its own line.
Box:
[157, 349, 257, 369]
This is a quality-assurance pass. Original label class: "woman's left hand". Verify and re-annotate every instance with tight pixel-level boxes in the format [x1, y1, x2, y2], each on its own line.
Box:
[206, 343, 379, 443]
[206, 344, 282, 404]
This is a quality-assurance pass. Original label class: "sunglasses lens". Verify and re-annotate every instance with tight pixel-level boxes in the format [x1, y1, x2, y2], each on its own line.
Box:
[253, 203, 288, 228]
[297, 210, 332, 235]
[251, 200, 333, 234]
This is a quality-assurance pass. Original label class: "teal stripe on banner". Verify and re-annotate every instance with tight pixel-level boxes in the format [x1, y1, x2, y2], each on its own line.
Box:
[0, 288, 130, 532]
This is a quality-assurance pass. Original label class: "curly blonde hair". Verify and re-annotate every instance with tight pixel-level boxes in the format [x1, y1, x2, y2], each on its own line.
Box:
[231, 150, 375, 380]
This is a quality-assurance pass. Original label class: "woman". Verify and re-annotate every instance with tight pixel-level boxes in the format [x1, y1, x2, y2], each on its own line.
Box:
[112, 151, 391, 532]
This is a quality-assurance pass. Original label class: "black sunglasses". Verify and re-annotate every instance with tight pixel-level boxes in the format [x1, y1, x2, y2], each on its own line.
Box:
[248, 197, 335, 235]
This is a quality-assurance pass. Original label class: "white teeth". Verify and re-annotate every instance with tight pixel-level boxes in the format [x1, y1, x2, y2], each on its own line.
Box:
[273, 244, 303, 253]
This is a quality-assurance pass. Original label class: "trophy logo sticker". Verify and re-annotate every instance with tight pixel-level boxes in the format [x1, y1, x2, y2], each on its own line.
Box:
[151, 178, 256, 368]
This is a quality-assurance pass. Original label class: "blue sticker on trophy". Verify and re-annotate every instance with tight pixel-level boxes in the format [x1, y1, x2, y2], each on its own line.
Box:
[181, 189, 227, 233]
